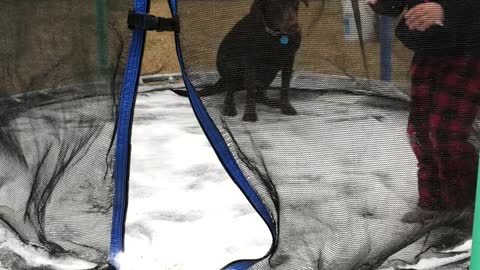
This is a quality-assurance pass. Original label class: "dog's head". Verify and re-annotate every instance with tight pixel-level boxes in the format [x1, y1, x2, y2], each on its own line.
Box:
[253, 0, 308, 35]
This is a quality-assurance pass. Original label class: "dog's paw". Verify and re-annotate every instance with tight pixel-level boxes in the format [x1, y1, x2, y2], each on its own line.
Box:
[281, 104, 297, 115]
[242, 113, 258, 122]
[223, 106, 237, 116]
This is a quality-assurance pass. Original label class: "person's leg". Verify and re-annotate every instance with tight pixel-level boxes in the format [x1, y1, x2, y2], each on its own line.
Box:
[430, 56, 480, 210]
[407, 55, 443, 211]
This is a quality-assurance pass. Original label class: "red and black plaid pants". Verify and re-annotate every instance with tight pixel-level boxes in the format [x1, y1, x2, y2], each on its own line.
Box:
[408, 54, 480, 210]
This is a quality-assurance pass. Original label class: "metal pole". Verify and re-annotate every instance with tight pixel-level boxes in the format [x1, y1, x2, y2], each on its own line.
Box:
[379, 15, 392, 81]
[96, 0, 109, 79]
[471, 161, 480, 269]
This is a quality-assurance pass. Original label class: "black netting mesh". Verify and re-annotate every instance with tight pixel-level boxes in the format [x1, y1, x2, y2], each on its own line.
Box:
[0, 0, 132, 268]
[176, 0, 479, 269]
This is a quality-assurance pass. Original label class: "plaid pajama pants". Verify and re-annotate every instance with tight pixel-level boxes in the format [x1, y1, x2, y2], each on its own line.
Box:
[408, 54, 480, 211]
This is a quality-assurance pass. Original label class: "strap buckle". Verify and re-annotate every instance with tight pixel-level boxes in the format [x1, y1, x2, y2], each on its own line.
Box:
[127, 10, 179, 32]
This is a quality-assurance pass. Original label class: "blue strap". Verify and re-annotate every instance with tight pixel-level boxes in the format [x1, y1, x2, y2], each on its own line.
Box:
[222, 260, 258, 270]
[169, 1, 276, 269]
[109, 0, 147, 267]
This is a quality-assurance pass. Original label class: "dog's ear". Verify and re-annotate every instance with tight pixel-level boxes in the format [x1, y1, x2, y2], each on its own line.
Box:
[251, 0, 266, 19]
[301, 0, 309, 7]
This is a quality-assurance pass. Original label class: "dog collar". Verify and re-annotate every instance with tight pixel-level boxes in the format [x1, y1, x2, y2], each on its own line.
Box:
[264, 25, 289, 45]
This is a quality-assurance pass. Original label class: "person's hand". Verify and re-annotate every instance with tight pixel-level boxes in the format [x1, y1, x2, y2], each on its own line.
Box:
[366, 0, 378, 6]
[404, 2, 444, 31]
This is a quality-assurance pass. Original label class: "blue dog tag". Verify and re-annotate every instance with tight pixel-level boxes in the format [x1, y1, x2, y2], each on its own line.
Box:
[280, 35, 289, 45]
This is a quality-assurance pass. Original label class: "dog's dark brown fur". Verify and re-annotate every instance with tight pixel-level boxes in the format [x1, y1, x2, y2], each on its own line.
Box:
[175, 0, 308, 122]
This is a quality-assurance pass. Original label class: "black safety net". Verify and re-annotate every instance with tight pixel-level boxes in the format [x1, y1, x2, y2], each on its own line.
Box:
[0, 0, 133, 269]
[175, 0, 480, 269]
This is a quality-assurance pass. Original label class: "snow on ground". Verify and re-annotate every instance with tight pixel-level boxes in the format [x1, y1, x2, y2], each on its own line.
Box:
[0, 226, 97, 270]
[119, 89, 271, 270]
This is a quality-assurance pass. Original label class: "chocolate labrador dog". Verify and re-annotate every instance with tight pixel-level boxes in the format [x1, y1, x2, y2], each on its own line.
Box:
[174, 0, 308, 122]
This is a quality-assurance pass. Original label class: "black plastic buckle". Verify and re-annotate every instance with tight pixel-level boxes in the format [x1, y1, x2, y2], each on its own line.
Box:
[127, 10, 179, 32]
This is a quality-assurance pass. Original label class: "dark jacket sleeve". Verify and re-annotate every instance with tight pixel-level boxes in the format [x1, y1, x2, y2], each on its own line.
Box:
[368, 0, 405, 17]
[437, 0, 478, 27]
[437, 0, 480, 48]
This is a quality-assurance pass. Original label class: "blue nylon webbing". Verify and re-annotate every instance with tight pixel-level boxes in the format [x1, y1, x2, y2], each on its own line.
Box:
[109, 0, 147, 267]
[168, 1, 275, 269]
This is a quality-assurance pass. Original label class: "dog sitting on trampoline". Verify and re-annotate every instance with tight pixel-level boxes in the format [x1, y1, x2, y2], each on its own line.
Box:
[173, 0, 308, 122]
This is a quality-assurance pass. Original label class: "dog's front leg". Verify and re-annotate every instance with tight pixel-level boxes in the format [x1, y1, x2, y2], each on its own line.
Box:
[242, 79, 258, 122]
[280, 66, 297, 115]
[223, 86, 237, 117]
